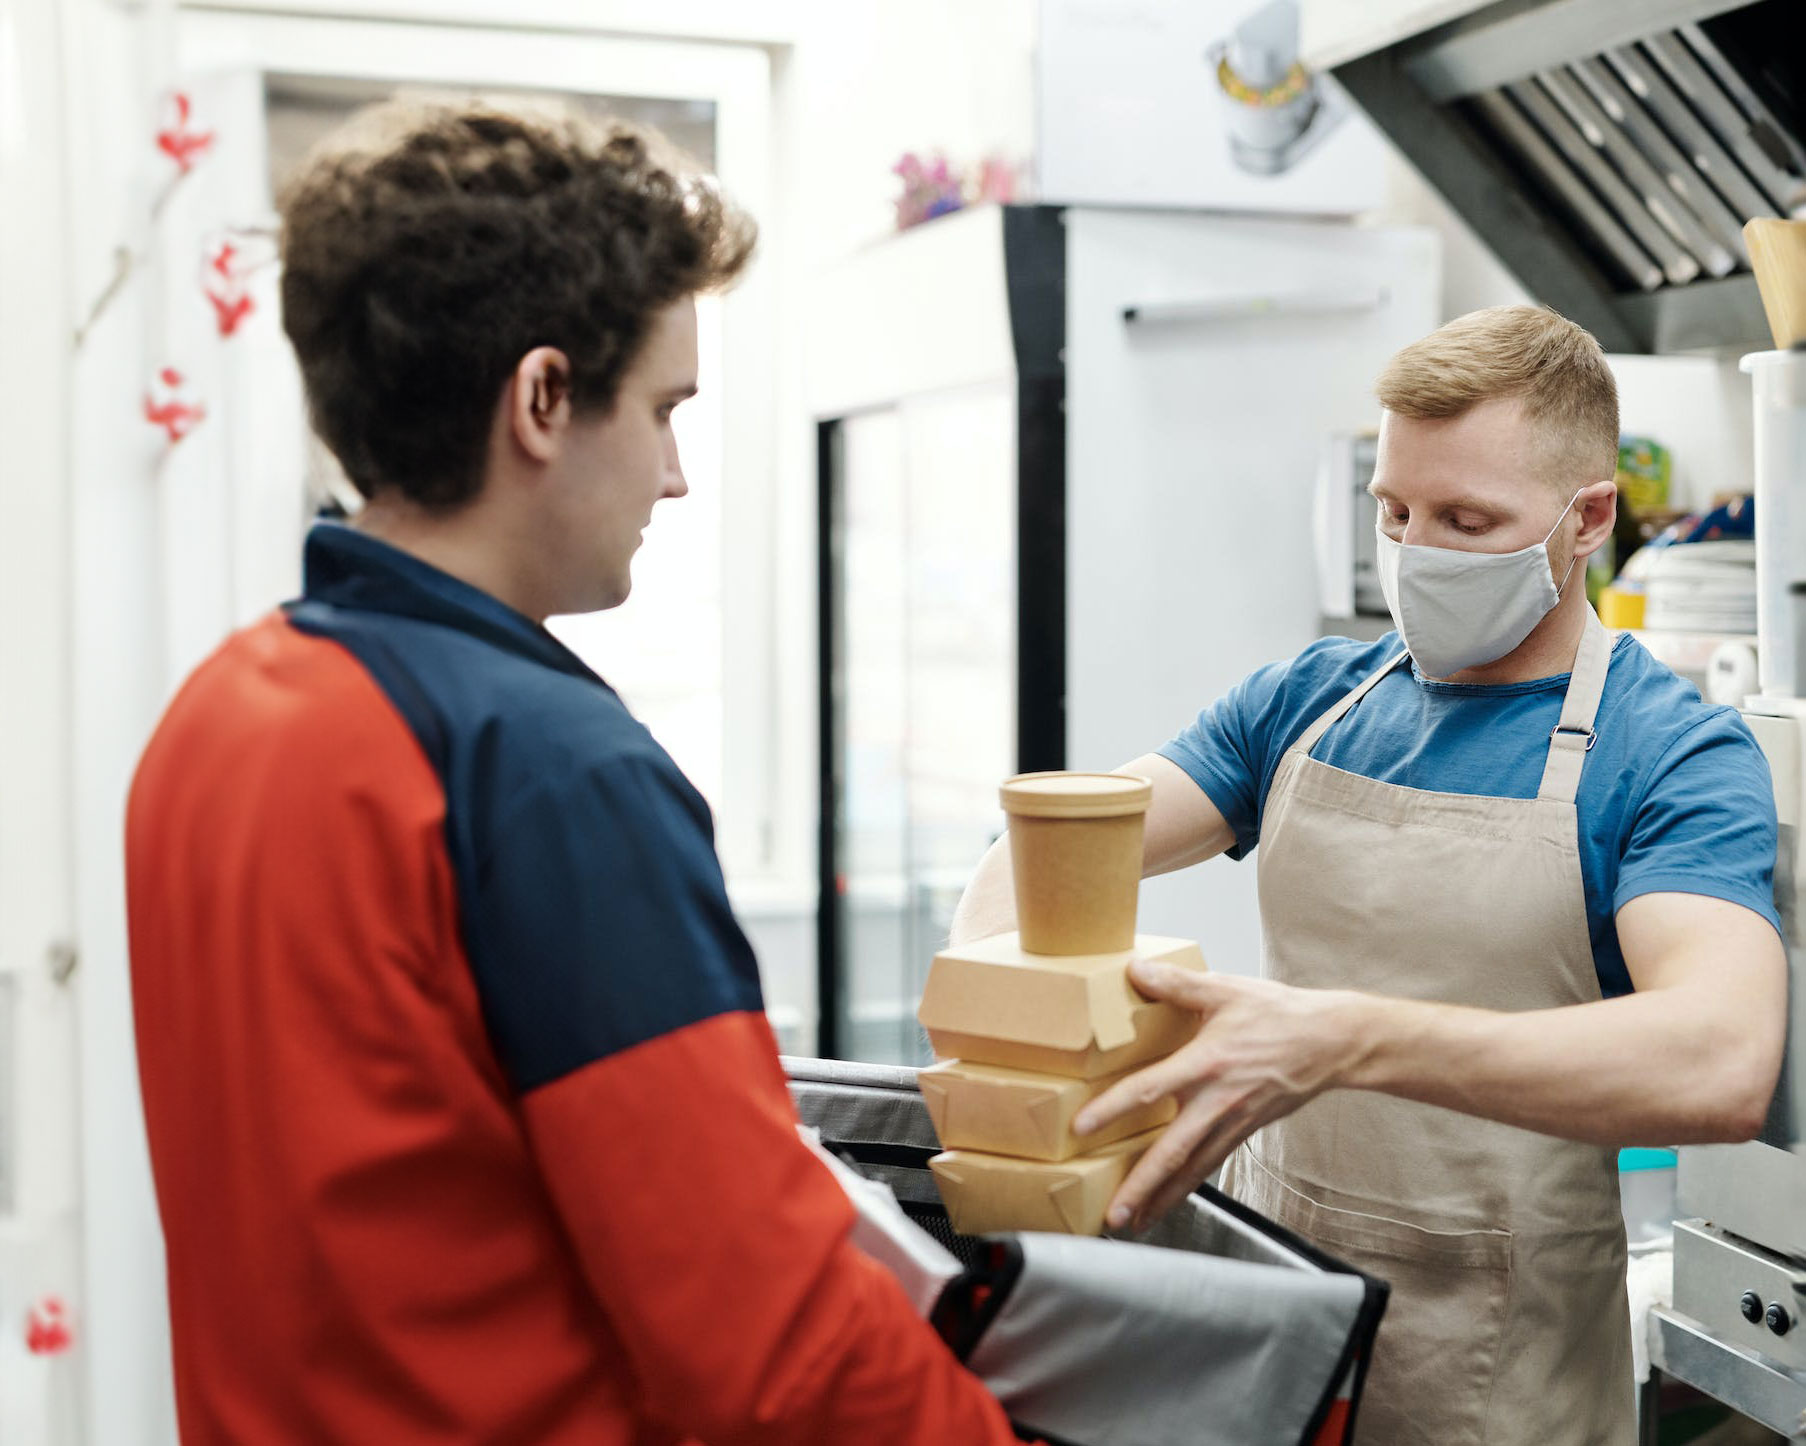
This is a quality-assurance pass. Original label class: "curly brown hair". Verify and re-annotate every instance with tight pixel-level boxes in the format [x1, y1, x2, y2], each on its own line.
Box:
[278, 102, 757, 509]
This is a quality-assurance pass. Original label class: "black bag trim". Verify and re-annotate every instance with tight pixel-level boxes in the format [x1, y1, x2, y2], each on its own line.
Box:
[829, 1139, 939, 1172]
[1194, 1182, 1391, 1446]
[929, 1235, 1026, 1361]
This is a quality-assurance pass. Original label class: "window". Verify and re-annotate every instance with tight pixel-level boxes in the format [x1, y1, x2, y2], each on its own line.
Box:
[182, 13, 779, 884]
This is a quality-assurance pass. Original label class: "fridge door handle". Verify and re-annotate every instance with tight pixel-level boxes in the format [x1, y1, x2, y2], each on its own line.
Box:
[1121, 286, 1387, 326]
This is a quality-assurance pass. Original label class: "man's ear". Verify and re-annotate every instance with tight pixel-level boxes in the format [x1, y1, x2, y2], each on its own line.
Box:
[1572, 476, 1618, 560]
[507, 347, 573, 464]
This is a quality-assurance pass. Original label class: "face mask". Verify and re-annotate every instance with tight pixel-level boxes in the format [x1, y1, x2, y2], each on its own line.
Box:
[1375, 489, 1585, 679]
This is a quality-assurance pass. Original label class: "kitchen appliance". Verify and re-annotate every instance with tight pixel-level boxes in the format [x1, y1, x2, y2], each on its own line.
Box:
[1207, 0, 1348, 177]
[1314, 431, 1386, 622]
[808, 204, 1438, 1062]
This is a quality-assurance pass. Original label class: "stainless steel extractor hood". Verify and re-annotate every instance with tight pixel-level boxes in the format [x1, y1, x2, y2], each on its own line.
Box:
[1322, 0, 1806, 353]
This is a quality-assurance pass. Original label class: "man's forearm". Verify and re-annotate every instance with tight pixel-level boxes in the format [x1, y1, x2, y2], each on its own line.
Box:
[1344, 981, 1776, 1145]
[1083, 895, 1786, 1230]
[948, 837, 1016, 945]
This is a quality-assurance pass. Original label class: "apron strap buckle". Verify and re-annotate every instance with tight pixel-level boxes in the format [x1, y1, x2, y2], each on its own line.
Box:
[1550, 724, 1598, 752]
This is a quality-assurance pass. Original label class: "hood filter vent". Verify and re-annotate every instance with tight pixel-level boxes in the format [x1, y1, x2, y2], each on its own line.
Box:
[1468, 14, 1805, 296]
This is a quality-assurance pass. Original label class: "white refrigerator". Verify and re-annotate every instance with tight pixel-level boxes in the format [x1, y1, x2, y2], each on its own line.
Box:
[809, 204, 1438, 1062]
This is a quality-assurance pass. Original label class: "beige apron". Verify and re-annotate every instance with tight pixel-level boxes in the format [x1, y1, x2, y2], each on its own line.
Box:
[1220, 612, 1633, 1446]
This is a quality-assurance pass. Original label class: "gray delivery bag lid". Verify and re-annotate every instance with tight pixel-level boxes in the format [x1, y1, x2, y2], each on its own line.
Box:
[785, 1056, 1388, 1446]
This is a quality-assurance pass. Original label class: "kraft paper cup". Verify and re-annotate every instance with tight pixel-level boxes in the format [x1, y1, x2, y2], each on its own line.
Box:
[1002, 771, 1152, 956]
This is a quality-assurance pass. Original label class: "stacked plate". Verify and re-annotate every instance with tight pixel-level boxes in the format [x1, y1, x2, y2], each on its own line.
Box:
[1640, 540, 1757, 633]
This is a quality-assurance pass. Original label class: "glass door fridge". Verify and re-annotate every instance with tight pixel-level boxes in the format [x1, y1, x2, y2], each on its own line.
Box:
[821, 391, 1021, 1062]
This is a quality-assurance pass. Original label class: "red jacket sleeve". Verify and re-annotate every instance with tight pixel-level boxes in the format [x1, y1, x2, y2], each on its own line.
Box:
[520, 1010, 1021, 1445]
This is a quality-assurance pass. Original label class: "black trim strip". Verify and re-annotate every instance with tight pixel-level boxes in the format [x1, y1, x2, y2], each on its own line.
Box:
[930, 1236, 1026, 1362]
[815, 419, 843, 1060]
[1194, 1182, 1391, 1446]
[1002, 205, 1068, 773]
[829, 1139, 937, 1172]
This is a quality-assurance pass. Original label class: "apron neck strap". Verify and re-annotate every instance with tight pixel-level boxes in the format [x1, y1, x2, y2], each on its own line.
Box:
[1287, 649, 1410, 761]
[1536, 610, 1614, 805]
[1284, 612, 1615, 790]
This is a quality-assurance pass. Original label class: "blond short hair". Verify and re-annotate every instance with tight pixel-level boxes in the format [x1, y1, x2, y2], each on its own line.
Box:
[1375, 305, 1619, 485]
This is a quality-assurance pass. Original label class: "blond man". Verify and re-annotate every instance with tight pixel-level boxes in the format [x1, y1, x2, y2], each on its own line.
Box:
[951, 305, 1785, 1444]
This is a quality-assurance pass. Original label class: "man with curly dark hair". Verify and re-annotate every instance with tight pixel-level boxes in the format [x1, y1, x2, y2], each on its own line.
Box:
[125, 103, 1019, 1445]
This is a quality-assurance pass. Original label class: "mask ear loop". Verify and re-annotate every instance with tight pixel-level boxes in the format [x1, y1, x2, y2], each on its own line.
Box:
[1547, 483, 1602, 599]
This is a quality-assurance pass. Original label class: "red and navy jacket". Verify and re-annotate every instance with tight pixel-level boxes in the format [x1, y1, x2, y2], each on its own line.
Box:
[126, 523, 1017, 1445]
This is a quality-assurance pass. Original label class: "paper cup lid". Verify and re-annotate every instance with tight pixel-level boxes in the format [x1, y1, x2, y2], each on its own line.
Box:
[1000, 771, 1153, 818]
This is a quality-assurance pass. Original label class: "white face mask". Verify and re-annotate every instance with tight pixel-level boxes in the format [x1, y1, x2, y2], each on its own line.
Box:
[1375, 489, 1586, 680]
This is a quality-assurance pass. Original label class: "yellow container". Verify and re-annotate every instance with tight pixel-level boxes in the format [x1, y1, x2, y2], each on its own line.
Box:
[1599, 586, 1646, 630]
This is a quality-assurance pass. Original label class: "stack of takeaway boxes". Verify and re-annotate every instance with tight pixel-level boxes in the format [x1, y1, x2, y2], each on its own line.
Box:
[918, 772, 1209, 1236]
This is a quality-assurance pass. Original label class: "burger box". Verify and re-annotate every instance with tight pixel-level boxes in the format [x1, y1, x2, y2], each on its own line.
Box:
[918, 1057, 1177, 1162]
[929, 1125, 1167, 1236]
[916, 933, 1206, 1079]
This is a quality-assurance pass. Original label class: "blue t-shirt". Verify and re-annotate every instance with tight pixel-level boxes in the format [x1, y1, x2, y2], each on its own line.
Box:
[1158, 631, 1782, 998]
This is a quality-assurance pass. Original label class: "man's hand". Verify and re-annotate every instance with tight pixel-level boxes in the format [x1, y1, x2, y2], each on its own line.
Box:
[1073, 960, 1366, 1232]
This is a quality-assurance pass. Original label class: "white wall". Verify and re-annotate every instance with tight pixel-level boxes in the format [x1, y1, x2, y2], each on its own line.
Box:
[0, 0, 83, 1437]
[57, 0, 195, 1437]
[1370, 139, 1530, 321]
[783, 1, 1035, 265]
